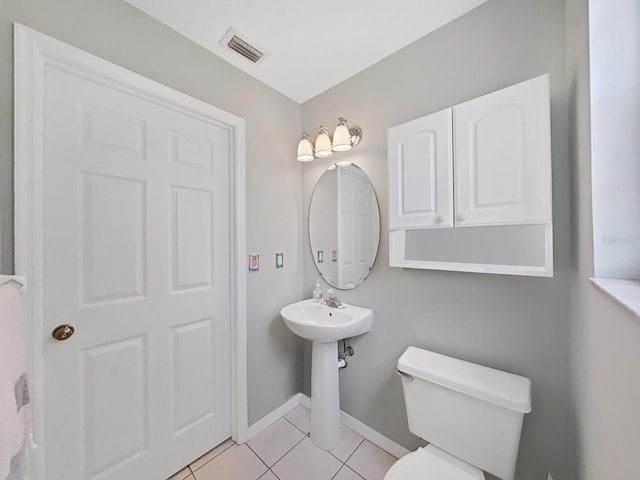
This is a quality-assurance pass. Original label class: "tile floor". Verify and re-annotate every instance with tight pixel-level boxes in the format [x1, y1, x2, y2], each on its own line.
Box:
[168, 405, 397, 480]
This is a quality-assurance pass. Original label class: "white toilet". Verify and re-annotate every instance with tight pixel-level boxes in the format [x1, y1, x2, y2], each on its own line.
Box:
[385, 347, 532, 480]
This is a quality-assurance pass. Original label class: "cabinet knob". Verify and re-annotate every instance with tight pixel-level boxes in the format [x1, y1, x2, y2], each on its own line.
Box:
[457, 212, 467, 221]
[436, 214, 445, 223]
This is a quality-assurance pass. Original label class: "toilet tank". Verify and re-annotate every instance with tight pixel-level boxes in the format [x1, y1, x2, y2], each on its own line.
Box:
[397, 347, 532, 480]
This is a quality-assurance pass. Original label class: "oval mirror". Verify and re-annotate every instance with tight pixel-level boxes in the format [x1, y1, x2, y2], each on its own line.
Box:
[309, 163, 380, 289]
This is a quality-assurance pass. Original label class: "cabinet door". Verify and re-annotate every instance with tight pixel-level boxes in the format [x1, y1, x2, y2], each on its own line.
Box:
[387, 108, 453, 230]
[453, 74, 551, 227]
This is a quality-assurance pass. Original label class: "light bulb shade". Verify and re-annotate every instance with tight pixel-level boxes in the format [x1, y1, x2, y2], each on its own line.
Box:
[297, 134, 314, 162]
[332, 117, 352, 152]
[314, 126, 333, 157]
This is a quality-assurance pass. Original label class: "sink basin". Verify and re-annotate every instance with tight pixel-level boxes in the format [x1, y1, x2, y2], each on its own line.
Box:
[281, 298, 373, 450]
[280, 299, 373, 343]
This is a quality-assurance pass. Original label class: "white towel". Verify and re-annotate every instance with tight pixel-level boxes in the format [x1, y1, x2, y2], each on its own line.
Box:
[0, 284, 31, 480]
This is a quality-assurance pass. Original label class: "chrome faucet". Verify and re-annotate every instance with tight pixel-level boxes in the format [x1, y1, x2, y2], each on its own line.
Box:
[324, 289, 345, 309]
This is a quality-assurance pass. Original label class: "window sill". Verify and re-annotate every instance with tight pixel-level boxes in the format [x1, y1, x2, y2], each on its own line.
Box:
[589, 277, 640, 319]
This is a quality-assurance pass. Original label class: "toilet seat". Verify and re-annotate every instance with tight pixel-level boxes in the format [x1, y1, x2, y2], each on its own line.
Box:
[385, 444, 485, 480]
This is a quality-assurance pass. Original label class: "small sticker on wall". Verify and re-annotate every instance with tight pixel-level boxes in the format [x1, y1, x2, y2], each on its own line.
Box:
[249, 253, 260, 272]
[331, 249, 338, 262]
[275, 252, 284, 269]
[317, 250, 324, 264]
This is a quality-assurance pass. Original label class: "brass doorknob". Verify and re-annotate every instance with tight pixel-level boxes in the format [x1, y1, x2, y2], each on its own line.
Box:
[52, 324, 75, 341]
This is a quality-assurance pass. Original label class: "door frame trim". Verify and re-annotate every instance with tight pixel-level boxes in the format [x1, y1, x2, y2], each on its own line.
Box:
[14, 23, 248, 479]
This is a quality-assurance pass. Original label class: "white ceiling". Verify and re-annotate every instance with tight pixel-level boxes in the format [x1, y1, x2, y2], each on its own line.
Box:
[122, 0, 487, 103]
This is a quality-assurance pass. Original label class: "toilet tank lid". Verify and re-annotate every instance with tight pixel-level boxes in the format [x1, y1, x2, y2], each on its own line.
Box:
[397, 347, 532, 413]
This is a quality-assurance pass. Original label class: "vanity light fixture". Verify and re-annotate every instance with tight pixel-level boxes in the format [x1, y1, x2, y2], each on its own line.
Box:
[296, 117, 362, 162]
[332, 117, 357, 151]
[314, 126, 333, 158]
[297, 133, 314, 162]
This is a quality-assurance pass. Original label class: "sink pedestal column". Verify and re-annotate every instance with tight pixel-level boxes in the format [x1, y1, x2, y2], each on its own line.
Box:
[310, 340, 341, 450]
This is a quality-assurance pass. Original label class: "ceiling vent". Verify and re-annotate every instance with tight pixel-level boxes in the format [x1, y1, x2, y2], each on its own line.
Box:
[220, 28, 269, 66]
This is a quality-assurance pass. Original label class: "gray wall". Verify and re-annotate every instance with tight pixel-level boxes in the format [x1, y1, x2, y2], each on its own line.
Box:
[0, 0, 305, 424]
[302, 1, 572, 479]
[567, 0, 640, 478]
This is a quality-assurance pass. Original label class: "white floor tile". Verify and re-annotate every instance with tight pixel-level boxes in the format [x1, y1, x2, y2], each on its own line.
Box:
[284, 405, 311, 434]
[248, 417, 306, 466]
[333, 466, 365, 480]
[167, 467, 192, 480]
[346, 440, 396, 480]
[190, 438, 235, 472]
[272, 437, 342, 480]
[330, 425, 364, 462]
[258, 471, 279, 480]
[192, 444, 268, 480]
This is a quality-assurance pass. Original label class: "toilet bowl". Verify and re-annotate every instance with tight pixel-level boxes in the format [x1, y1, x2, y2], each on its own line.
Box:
[385, 444, 484, 480]
[386, 346, 532, 480]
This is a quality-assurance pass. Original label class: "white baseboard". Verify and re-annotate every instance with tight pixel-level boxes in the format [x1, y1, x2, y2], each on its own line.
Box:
[339, 409, 410, 459]
[246, 393, 307, 439]
[251, 393, 409, 459]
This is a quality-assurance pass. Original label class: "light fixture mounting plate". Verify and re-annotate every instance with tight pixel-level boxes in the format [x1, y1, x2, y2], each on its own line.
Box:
[349, 126, 362, 147]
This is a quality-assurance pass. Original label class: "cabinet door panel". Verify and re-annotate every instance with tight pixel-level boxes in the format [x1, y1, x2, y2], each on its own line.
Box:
[454, 74, 551, 226]
[387, 108, 453, 229]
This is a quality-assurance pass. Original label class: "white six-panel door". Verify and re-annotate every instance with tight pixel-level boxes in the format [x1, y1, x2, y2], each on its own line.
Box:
[40, 53, 231, 480]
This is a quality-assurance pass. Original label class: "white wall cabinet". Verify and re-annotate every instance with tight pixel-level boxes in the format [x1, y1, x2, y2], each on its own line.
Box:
[454, 75, 551, 227]
[387, 74, 553, 276]
[387, 108, 453, 229]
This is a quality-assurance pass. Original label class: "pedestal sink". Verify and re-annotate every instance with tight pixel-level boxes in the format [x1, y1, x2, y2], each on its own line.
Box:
[280, 299, 373, 450]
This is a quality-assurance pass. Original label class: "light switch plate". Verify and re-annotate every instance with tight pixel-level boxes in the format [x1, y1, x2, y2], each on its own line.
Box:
[275, 252, 284, 268]
[249, 253, 260, 272]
